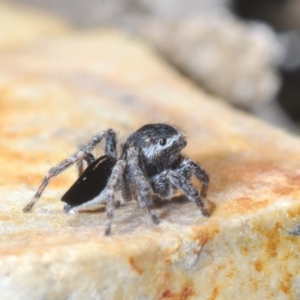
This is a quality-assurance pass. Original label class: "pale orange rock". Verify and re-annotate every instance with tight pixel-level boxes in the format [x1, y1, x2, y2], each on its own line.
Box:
[0, 27, 300, 300]
[0, 2, 70, 49]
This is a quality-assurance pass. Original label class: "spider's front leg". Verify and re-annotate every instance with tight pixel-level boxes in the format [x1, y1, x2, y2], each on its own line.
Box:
[152, 169, 210, 217]
[120, 168, 133, 204]
[23, 129, 117, 212]
[126, 148, 159, 224]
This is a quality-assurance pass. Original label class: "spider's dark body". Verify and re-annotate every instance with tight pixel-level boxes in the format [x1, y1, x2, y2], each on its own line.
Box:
[23, 123, 210, 234]
[61, 155, 117, 208]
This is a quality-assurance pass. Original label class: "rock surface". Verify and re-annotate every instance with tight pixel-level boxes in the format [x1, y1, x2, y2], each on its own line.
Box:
[1, 4, 300, 300]
[0, 1, 70, 49]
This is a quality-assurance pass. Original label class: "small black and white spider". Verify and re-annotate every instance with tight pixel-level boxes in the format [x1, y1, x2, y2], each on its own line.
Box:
[23, 123, 210, 234]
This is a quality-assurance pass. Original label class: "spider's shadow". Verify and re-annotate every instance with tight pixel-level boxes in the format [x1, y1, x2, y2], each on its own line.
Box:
[65, 193, 214, 234]
[152, 194, 188, 207]
[65, 195, 189, 230]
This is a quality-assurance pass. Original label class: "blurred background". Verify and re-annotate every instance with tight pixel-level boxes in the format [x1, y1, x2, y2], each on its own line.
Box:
[4, 0, 300, 134]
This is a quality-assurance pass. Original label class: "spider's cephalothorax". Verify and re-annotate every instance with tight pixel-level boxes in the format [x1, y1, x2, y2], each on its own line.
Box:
[122, 124, 187, 176]
[23, 123, 210, 235]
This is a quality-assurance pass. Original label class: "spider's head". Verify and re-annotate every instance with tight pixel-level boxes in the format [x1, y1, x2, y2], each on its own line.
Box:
[124, 123, 186, 165]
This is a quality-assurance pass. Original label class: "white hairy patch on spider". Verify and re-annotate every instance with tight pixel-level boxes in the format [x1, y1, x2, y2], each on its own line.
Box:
[143, 133, 184, 159]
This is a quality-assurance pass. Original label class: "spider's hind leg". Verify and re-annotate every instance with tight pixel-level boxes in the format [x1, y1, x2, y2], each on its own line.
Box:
[76, 152, 95, 176]
[23, 129, 117, 212]
[63, 203, 73, 213]
[77, 128, 117, 176]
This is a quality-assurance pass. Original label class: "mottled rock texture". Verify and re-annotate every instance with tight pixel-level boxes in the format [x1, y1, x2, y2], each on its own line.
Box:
[0, 4, 300, 300]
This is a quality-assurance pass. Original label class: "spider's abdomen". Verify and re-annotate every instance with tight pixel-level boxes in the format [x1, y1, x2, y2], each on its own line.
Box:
[61, 155, 117, 207]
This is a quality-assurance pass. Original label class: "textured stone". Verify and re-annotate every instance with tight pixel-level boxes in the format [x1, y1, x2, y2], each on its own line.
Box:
[1, 21, 300, 300]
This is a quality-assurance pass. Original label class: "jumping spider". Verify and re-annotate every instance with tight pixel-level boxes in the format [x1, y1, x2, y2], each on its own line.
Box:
[23, 123, 210, 234]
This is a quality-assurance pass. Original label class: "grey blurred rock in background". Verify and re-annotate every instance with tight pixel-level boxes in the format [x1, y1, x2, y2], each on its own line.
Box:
[137, 12, 282, 109]
[233, 0, 300, 131]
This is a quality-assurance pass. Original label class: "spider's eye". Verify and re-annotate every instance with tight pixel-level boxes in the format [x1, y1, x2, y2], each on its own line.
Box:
[159, 138, 167, 146]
